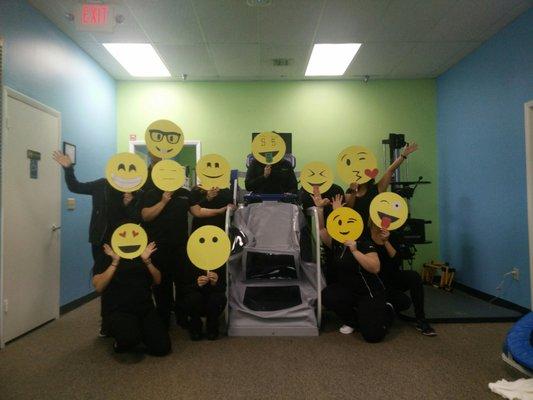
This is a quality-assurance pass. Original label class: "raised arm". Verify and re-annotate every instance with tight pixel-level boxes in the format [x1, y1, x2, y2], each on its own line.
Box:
[345, 182, 359, 208]
[92, 244, 120, 293]
[141, 242, 161, 285]
[312, 187, 332, 248]
[53, 150, 99, 195]
[377, 142, 418, 193]
[141, 191, 172, 222]
[345, 241, 380, 274]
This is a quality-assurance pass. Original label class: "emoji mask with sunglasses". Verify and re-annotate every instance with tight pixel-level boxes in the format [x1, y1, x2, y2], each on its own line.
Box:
[145, 119, 185, 159]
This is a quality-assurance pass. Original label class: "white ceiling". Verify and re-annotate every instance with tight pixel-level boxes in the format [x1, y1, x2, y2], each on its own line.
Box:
[28, 0, 532, 81]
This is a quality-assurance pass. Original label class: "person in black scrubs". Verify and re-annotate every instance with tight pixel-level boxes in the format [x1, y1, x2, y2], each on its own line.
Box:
[53, 150, 141, 337]
[345, 142, 418, 238]
[299, 184, 345, 283]
[313, 194, 390, 343]
[53, 150, 141, 260]
[92, 240, 171, 356]
[178, 259, 227, 341]
[245, 157, 297, 194]
[190, 186, 233, 231]
[370, 222, 436, 336]
[141, 188, 231, 328]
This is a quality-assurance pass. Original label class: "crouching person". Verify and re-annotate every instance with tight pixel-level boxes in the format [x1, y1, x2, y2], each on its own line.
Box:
[314, 192, 391, 343]
[92, 238, 171, 357]
[178, 260, 227, 341]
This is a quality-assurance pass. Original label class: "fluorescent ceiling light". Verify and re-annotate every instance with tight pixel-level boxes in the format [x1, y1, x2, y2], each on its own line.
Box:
[305, 43, 361, 76]
[103, 43, 170, 77]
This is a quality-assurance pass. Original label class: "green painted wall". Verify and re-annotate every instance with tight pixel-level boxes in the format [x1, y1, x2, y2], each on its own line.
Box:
[117, 80, 439, 267]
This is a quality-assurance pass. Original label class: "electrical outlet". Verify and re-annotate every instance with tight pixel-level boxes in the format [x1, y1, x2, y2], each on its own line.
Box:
[511, 267, 520, 281]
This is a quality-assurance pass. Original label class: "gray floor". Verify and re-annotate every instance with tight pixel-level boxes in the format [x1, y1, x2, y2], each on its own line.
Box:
[402, 285, 523, 321]
[0, 299, 525, 400]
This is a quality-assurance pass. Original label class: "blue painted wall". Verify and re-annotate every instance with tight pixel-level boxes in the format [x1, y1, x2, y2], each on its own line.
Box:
[437, 9, 533, 308]
[0, 0, 116, 305]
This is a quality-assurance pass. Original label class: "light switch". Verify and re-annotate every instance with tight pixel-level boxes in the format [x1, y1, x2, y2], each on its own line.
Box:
[67, 197, 76, 210]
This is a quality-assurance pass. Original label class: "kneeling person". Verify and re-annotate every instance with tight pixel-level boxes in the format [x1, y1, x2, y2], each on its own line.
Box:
[92, 239, 171, 356]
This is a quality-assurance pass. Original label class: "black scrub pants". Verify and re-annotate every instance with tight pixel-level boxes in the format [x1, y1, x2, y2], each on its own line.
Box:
[385, 270, 425, 320]
[181, 290, 227, 335]
[106, 306, 171, 356]
[151, 244, 188, 327]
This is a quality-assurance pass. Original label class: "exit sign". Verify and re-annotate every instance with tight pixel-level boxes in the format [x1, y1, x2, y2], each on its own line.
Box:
[75, 3, 116, 32]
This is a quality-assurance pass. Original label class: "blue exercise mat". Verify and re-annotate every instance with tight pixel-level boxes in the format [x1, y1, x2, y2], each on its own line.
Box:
[505, 312, 533, 372]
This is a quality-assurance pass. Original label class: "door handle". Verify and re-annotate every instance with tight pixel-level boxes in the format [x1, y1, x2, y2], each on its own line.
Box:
[51, 224, 61, 231]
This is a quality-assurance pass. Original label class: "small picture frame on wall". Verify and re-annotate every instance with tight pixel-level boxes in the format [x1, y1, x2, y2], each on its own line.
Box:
[63, 142, 76, 165]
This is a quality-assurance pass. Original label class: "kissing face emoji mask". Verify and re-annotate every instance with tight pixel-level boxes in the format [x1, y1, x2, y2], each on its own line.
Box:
[326, 207, 364, 243]
[251, 131, 286, 165]
[111, 223, 148, 259]
[105, 152, 148, 193]
[145, 119, 184, 159]
[151, 159, 186, 192]
[336, 145, 378, 185]
[300, 161, 334, 194]
[196, 154, 230, 189]
[369, 192, 408, 230]
[187, 225, 231, 271]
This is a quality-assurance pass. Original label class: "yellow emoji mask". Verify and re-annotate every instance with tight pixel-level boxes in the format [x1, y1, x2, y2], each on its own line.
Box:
[145, 119, 184, 159]
[111, 223, 148, 259]
[251, 131, 286, 165]
[105, 152, 148, 192]
[336, 145, 379, 185]
[326, 207, 364, 243]
[300, 161, 334, 194]
[369, 192, 408, 230]
[196, 154, 230, 189]
[151, 159, 186, 192]
[187, 225, 231, 271]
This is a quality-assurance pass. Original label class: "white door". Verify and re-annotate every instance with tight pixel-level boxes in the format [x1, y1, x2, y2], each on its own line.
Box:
[1, 88, 61, 345]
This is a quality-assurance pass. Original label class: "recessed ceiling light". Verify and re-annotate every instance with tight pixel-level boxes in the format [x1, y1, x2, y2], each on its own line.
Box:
[305, 43, 362, 76]
[246, 0, 272, 7]
[103, 43, 171, 77]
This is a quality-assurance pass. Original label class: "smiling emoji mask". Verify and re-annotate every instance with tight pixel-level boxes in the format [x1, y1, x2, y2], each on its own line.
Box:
[145, 119, 185, 159]
[111, 223, 148, 259]
[105, 152, 148, 193]
[300, 161, 334, 194]
[196, 154, 230, 189]
[151, 159, 186, 192]
[187, 225, 231, 271]
[336, 145, 379, 185]
[326, 207, 364, 243]
[251, 131, 286, 165]
[369, 192, 408, 230]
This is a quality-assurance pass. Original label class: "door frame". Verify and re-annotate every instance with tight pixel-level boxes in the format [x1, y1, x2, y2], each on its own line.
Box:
[524, 100, 533, 309]
[1, 86, 62, 348]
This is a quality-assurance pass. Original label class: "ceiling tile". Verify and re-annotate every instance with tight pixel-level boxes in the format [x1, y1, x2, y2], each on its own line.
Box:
[258, 0, 323, 45]
[390, 41, 478, 77]
[210, 44, 259, 77]
[156, 44, 218, 77]
[125, 0, 204, 45]
[315, 0, 390, 43]
[346, 42, 417, 76]
[75, 40, 132, 79]
[260, 45, 310, 77]
[192, 0, 258, 44]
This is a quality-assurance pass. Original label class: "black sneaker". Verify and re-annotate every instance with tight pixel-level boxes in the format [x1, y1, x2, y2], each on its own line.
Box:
[99, 327, 109, 338]
[416, 320, 437, 336]
[189, 330, 203, 341]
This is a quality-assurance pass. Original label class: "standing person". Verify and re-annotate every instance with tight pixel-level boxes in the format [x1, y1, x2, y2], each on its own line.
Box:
[345, 143, 418, 237]
[93, 241, 171, 356]
[245, 157, 298, 194]
[53, 151, 140, 260]
[313, 194, 390, 343]
[190, 186, 233, 232]
[53, 150, 140, 337]
[369, 222, 436, 336]
[141, 188, 231, 328]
